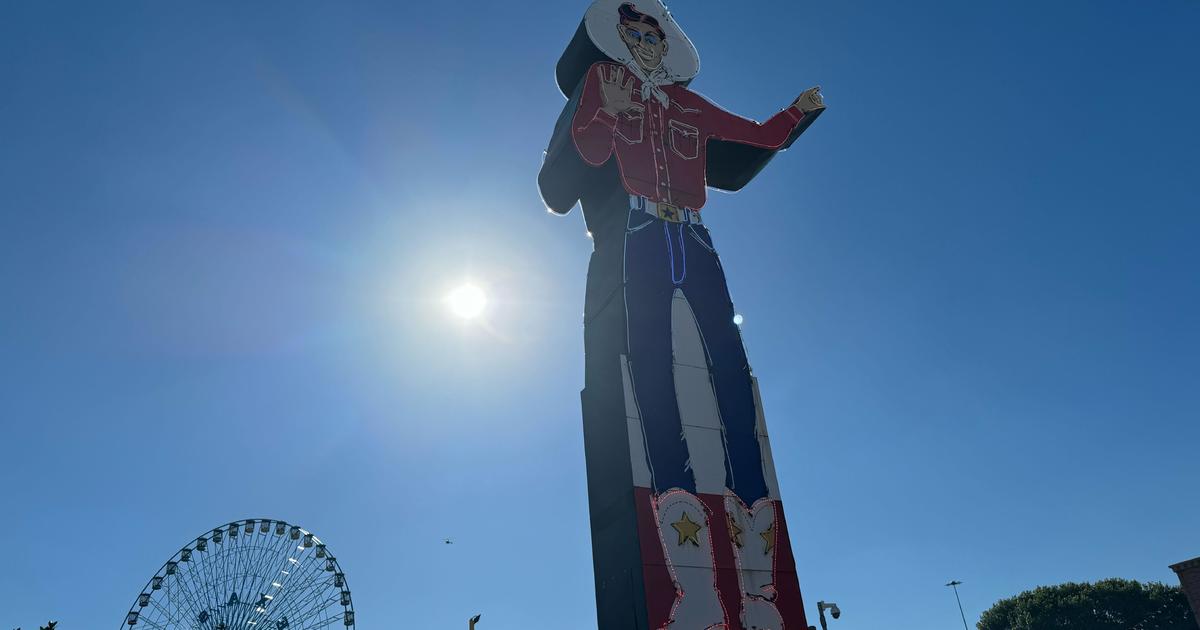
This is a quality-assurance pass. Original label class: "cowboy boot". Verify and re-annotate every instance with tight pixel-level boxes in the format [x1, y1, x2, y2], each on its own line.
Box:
[655, 490, 728, 629]
[725, 495, 784, 630]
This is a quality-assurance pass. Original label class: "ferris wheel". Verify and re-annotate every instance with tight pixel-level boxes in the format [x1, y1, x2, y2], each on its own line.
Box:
[122, 519, 355, 629]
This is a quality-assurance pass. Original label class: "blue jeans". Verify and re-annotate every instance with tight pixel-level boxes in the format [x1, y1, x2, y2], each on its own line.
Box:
[623, 205, 768, 506]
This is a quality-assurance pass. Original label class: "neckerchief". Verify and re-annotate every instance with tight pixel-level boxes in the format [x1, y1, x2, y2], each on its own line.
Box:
[625, 61, 672, 108]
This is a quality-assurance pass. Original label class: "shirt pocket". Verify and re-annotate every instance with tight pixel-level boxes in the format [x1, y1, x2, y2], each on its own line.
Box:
[615, 105, 645, 144]
[668, 119, 700, 160]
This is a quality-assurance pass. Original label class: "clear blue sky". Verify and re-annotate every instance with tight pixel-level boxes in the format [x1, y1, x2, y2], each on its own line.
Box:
[2, 1, 1197, 628]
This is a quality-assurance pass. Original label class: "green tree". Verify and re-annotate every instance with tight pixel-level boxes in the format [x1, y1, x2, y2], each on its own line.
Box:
[978, 578, 1194, 630]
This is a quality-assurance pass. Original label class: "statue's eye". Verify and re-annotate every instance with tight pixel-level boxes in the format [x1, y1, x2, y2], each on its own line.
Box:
[643, 34, 659, 46]
[625, 28, 642, 41]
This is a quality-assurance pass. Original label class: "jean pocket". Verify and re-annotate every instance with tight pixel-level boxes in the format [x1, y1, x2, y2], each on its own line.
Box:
[686, 224, 715, 253]
[627, 207, 655, 232]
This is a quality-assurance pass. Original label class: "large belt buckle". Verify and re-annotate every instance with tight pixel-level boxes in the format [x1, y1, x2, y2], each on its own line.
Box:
[656, 203, 683, 223]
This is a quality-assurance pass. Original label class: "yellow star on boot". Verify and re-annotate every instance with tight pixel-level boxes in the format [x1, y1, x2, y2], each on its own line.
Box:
[760, 522, 776, 555]
[671, 511, 702, 547]
[728, 514, 744, 548]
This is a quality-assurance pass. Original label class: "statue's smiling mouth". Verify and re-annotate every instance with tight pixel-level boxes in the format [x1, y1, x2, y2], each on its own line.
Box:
[634, 47, 658, 66]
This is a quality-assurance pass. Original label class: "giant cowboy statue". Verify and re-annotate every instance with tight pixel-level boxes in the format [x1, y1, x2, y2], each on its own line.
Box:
[538, 2, 825, 628]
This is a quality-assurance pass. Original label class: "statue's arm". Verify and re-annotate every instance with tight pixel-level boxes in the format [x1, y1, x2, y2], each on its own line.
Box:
[539, 63, 622, 215]
[703, 99, 807, 150]
[702, 88, 825, 192]
[570, 62, 620, 166]
[701, 87, 825, 150]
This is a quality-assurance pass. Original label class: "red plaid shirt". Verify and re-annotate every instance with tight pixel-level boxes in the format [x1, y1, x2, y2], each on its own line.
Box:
[571, 61, 808, 211]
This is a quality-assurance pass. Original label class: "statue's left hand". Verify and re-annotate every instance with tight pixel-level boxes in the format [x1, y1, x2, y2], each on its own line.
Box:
[792, 86, 825, 114]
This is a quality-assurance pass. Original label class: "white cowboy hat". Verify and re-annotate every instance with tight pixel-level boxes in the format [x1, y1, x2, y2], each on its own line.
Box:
[584, 0, 700, 84]
[554, 0, 701, 96]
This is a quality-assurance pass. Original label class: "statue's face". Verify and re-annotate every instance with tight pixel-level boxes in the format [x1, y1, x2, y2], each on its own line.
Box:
[618, 20, 668, 71]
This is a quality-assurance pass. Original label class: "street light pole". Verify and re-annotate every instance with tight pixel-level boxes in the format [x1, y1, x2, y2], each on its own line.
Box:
[815, 601, 841, 630]
[946, 581, 969, 630]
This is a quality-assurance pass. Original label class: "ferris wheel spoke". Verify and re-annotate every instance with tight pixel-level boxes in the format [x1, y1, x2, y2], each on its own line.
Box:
[230, 531, 263, 622]
[198, 529, 227, 617]
[266, 547, 323, 609]
[252, 529, 305, 624]
[140, 574, 194, 626]
[163, 557, 208, 623]
[264, 551, 336, 625]
[179, 544, 220, 622]
[139, 595, 182, 628]
[251, 528, 294, 605]
[273, 558, 341, 625]
[296, 591, 341, 625]
[302, 614, 345, 630]
[267, 581, 335, 628]
[219, 525, 240, 615]
[277, 592, 339, 629]
[223, 542, 265, 624]
[231, 537, 261, 618]
[134, 615, 171, 630]
[240, 534, 283, 616]
[194, 540, 227, 623]
[204, 552, 230, 622]
[303, 613, 348, 630]
[140, 597, 171, 623]
[225, 527, 243, 611]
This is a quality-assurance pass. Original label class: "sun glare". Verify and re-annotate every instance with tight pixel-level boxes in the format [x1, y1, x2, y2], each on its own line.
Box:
[446, 284, 487, 320]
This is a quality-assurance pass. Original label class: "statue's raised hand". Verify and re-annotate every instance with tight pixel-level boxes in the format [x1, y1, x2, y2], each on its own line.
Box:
[599, 66, 636, 116]
[792, 86, 825, 114]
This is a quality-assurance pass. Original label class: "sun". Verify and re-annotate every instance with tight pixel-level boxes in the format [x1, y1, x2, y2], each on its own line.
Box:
[445, 284, 487, 320]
